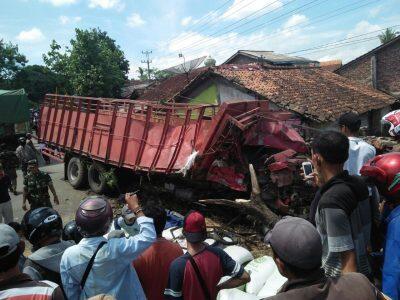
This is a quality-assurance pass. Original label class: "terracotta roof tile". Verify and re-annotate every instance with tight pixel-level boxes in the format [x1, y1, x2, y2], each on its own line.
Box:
[138, 67, 208, 102]
[139, 63, 395, 122]
[319, 60, 342, 72]
[214, 64, 394, 122]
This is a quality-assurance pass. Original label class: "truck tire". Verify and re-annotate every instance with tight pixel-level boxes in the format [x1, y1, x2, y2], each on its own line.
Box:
[67, 157, 87, 189]
[88, 164, 107, 194]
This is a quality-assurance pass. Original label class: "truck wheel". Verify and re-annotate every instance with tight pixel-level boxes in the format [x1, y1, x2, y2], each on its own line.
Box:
[67, 157, 87, 189]
[88, 164, 107, 194]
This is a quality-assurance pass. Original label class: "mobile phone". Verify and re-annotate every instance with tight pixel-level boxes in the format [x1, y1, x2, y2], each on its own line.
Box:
[302, 162, 313, 178]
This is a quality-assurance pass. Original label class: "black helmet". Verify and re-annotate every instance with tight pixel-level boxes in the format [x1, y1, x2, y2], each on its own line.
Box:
[62, 220, 83, 244]
[18, 137, 26, 145]
[76, 196, 112, 237]
[22, 207, 63, 245]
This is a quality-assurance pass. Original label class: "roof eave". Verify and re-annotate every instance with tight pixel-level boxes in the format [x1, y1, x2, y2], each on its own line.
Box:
[336, 35, 400, 72]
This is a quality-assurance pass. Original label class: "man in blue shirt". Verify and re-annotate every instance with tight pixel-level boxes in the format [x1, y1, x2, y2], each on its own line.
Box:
[361, 152, 400, 300]
[60, 194, 156, 300]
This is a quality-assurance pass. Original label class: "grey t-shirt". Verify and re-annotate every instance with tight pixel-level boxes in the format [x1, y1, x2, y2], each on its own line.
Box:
[315, 173, 372, 278]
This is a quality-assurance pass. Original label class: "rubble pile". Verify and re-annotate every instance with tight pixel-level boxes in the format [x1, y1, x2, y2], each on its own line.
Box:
[365, 136, 400, 153]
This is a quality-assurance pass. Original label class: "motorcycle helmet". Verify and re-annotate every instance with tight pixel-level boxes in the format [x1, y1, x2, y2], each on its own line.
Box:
[76, 196, 113, 237]
[22, 207, 63, 245]
[18, 137, 26, 145]
[381, 110, 400, 137]
[62, 220, 83, 244]
[360, 152, 400, 200]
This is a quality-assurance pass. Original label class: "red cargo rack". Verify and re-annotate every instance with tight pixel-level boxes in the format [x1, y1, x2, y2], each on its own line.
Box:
[39, 94, 268, 174]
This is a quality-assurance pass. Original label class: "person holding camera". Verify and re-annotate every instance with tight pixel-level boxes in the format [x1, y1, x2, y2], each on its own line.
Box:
[60, 194, 156, 299]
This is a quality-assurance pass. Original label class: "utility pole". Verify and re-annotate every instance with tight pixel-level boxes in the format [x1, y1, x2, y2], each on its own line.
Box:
[141, 50, 152, 80]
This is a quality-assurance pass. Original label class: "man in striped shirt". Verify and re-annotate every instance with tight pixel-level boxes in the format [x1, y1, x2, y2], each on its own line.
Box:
[311, 131, 372, 278]
[0, 224, 64, 299]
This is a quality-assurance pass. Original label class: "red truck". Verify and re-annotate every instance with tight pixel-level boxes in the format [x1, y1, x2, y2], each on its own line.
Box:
[39, 94, 307, 204]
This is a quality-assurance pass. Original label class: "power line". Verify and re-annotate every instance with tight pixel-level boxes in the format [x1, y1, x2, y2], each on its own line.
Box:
[174, 0, 240, 43]
[141, 50, 152, 80]
[285, 24, 400, 55]
[208, 0, 292, 38]
[182, 0, 259, 37]
[176, 0, 378, 62]
[163, 0, 235, 55]
[208, 0, 383, 60]
[173, 0, 329, 57]
[154, 0, 378, 68]
[292, 36, 380, 55]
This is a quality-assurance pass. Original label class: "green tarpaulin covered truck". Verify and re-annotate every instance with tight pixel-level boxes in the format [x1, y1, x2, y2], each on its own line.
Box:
[0, 89, 30, 143]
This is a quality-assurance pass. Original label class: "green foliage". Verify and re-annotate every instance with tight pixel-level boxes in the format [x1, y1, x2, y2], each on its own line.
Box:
[138, 67, 147, 80]
[43, 28, 129, 97]
[0, 39, 27, 88]
[13, 65, 62, 102]
[102, 168, 118, 190]
[379, 28, 398, 44]
[42, 40, 69, 75]
[136, 66, 172, 81]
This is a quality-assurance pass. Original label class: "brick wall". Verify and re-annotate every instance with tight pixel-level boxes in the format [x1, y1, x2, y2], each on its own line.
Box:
[336, 55, 373, 87]
[376, 41, 400, 95]
[337, 39, 400, 97]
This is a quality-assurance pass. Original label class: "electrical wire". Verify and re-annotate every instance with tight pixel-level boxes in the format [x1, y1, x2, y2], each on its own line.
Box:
[285, 24, 400, 55]
[175, 0, 295, 49]
[175, 0, 250, 43]
[175, 0, 379, 63]
[177, 0, 324, 53]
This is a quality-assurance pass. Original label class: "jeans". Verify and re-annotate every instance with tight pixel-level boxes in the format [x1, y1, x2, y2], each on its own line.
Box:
[0, 200, 13, 223]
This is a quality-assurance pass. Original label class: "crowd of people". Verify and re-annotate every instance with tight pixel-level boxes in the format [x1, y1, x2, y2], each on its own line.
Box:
[0, 111, 399, 299]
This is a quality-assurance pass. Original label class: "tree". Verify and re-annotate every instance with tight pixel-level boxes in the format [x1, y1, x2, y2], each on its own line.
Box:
[0, 40, 27, 88]
[43, 28, 129, 97]
[153, 69, 172, 80]
[379, 28, 398, 44]
[137, 67, 147, 81]
[136, 66, 172, 81]
[13, 65, 60, 102]
[42, 40, 71, 94]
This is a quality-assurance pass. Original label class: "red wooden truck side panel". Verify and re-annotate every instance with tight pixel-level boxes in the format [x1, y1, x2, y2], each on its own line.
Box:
[39, 95, 265, 173]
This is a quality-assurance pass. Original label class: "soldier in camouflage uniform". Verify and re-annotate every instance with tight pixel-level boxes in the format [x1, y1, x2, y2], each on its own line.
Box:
[23, 160, 59, 211]
[0, 143, 19, 195]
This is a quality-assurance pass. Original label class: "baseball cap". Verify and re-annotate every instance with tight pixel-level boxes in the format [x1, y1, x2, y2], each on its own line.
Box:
[337, 112, 361, 131]
[264, 217, 322, 270]
[183, 211, 207, 243]
[0, 224, 20, 259]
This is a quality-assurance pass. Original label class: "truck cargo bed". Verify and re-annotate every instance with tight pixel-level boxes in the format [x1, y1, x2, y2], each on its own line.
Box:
[39, 94, 267, 174]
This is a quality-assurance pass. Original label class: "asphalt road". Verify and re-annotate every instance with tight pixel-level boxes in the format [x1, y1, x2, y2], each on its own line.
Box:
[10, 162, 89, 224]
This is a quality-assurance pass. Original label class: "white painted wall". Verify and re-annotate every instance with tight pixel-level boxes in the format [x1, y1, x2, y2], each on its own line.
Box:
[217, 81, 256, 103]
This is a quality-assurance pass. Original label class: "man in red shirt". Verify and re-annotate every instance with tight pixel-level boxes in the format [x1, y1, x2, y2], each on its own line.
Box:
[133, 205, 183, 300]
[164, 211, 250, 300]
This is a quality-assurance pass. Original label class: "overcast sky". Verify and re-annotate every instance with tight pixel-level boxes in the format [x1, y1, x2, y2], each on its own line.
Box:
[1, 0, 399, 78]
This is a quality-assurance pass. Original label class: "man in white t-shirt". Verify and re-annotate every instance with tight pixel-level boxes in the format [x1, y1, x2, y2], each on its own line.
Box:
[338, 112, 376, 175]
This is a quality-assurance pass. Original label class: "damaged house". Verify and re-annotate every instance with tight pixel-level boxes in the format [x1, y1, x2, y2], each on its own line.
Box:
[139, 64, 395, 135]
